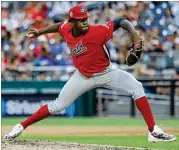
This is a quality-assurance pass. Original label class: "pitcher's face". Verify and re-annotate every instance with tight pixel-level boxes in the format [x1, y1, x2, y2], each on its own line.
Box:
[72, 18, 89, 34]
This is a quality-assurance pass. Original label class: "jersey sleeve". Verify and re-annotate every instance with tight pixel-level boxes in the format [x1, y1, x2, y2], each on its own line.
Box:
[58, 21, 68, 39]
[98, 21, 114, 45]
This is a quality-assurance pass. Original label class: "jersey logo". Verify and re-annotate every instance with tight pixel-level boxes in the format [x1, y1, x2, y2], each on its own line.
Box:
[102, 23, 110, 29]
[67, 41, 87, 56]
[80, 7, 86, 14]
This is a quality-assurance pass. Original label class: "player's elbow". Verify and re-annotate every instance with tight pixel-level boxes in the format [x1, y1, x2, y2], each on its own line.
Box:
[113, 17, 126, 31]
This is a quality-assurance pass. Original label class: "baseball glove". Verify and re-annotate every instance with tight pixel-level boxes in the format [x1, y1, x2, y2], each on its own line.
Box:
[126, 40, 144, 66]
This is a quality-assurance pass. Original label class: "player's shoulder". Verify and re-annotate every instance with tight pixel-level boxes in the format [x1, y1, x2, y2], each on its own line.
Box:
[59, 21, 72, 31]
[90, 21, 114, 30]
[89, 24, 106, 30]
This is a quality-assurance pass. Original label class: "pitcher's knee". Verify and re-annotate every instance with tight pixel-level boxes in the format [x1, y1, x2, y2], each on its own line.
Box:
[136, 81, 143, 90]
[47, 98, 67, 115]
[131, 81, 145, 100]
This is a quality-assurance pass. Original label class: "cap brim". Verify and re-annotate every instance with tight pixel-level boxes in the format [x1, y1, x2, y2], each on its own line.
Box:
[69, 14, 92, 20]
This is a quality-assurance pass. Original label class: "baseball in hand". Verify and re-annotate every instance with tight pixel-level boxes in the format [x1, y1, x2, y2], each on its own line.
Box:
[26, 33, 34, 38]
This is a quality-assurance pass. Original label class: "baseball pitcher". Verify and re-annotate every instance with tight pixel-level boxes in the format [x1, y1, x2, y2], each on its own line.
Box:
[4, 5, 177, 143]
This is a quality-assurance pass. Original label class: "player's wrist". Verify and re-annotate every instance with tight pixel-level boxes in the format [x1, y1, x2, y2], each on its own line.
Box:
[131, 31, 138, 35]
[131, 31, 143, 42]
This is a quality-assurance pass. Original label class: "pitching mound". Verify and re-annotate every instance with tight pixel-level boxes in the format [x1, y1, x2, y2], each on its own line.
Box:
[2, 140, 158, 150]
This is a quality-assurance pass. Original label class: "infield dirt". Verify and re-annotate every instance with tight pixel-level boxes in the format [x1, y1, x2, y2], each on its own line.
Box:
[2, 140, 161, 150]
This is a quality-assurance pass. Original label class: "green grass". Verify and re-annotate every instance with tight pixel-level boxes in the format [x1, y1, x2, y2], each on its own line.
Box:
[2, 117, 179, 149]
[19, 135, 179, 150]
[2, 117, 179, 127]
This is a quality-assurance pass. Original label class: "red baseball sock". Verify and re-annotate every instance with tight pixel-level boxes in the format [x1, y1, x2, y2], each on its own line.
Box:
[135, 96, 156, 132]
[20, 104, 51, 129]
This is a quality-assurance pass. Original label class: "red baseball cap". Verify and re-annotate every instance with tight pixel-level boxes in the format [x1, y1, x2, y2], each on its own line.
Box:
[69, 5, 89, 20]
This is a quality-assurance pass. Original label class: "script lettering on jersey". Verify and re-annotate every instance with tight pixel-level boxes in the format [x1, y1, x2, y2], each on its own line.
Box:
[67, 41, 87, 56]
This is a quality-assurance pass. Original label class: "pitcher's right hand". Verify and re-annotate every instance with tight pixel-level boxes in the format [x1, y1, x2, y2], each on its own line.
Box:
[26, 28, 40, 38]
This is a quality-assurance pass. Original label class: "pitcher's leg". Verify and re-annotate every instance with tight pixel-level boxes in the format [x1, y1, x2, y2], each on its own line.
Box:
[3, 71, 96, 142]
[21, 70, 95, 128]
[48, 71, 96, 114]
[104, 69, 155, 131]
[102, 69, 145, 100]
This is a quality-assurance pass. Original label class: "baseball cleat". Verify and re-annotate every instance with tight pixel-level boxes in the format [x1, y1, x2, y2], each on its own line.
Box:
[148, 125, 177, 142]
[3, 123, 24, 142]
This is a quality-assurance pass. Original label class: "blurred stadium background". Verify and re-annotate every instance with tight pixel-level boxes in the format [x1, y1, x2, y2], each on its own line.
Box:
[1, 1, 179, 118]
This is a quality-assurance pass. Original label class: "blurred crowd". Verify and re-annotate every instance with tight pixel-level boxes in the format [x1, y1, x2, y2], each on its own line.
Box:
[1, 1, 179, 81]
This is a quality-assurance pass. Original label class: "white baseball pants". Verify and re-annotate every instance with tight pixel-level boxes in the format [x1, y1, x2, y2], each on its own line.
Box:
[48, 66, 145, 114]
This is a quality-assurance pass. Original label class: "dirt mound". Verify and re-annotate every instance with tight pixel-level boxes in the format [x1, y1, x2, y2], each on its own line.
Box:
[1, 140, 158, 150]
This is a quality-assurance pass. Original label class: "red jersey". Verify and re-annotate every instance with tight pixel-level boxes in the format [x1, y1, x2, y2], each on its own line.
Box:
[58, 21, 114, 77]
